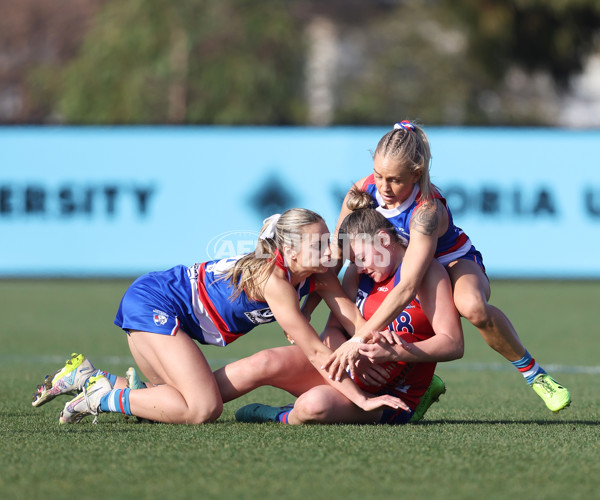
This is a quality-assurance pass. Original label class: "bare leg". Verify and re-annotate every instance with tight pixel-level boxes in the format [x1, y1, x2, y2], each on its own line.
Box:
[108, 375, 128, 390]
[447, 259, 525, 361]
[288, 385, 382, 425]
[214, 345, 323, 403]
[215, 325, 353, 403]
[124, 330, 223, 424]
[89, 338, 158, 391]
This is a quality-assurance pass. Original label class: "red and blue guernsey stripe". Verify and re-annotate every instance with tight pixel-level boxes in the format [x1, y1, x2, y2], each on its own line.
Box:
[193, 250, 315, 346]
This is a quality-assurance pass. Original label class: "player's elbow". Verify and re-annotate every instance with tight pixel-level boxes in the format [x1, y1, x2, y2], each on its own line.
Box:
[448, 336, 464, 360]
[454, 340, 465, 360]
[437, 333, 464, 361]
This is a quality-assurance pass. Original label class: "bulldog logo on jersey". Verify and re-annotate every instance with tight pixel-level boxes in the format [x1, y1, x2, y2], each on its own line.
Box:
[153, 309, 168, 326]
[244, 307, 274, 325]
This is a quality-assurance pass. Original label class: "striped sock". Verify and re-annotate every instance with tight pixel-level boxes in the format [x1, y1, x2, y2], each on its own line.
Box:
[511, 350, 546, 385]
[98, 370, 117, 387]
[99, 388, 132, 415]
[276, 410, 291, 424]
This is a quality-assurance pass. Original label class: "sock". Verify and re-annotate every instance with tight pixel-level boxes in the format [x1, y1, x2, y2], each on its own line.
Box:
[276, 409, 291, 424]
[99, 388, 132, 415]
[98, 370, 118, 387]
[511, 350, 546, 385]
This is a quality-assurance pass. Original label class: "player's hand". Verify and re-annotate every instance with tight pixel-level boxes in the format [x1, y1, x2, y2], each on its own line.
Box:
[322, 339, 363, 381]
[354, 357, 390, 386]
[372, 329, 401, 345]
[358, 394, 409, 412]
[359, 334, 415, 363]
[358, 341, 398, 364]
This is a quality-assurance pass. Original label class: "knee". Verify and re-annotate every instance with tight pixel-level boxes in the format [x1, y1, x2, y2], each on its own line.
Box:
[246, 349, 287, 381]
[293, 391, 329, 424]
[455, 295, 491, 329]
[186, 400, 223, 424]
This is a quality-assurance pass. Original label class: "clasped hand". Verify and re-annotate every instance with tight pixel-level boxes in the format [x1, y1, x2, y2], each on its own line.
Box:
[358, 330, 415, 363]
[322, 330, 411, 381]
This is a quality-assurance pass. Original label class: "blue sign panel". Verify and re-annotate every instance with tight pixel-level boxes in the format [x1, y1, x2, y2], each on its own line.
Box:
[1, 127, 598, 278]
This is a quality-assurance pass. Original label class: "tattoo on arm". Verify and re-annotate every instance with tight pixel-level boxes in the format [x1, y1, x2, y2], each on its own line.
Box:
[410, 201, 442, 236]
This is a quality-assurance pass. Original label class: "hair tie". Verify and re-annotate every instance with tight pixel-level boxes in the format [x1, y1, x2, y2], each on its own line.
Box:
[260, 213, 281, 240]
[394, 120, 415, 131]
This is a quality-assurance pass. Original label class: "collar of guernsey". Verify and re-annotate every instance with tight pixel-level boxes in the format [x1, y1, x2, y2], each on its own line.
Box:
[365, 176, 472, 265]
[374, 183, 421, 217]
[272, 248, 291, 281]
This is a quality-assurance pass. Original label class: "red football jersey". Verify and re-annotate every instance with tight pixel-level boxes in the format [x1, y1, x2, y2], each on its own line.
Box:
[353, 264, 436, 410]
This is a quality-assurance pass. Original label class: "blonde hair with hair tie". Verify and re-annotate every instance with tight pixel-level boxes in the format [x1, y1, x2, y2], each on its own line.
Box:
[223, 208, 324, 300]
[374, 121, 436, 201]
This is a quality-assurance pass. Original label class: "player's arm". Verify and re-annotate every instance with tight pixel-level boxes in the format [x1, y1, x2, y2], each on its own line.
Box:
[324, 199, 448, 380]
[318, 262, 360, 346]
[318, 264, 392, 386]
[293, 269, 356, 344]
[359, 259, 464, 363]
[312, 269, 366, 337]
[263, 272, 408, 412]
[357, 199, 447, 335]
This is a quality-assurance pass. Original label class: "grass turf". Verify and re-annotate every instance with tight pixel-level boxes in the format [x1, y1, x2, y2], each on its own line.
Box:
[1, 279, 599, 500]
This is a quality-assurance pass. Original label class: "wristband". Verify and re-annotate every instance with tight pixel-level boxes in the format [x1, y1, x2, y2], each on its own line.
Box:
[348, 337, 366, 344]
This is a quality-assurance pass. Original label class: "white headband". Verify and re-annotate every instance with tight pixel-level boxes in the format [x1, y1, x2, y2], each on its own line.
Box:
[260, 213, 281, 240]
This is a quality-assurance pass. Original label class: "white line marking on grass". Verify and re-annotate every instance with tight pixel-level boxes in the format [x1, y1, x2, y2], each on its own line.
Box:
[5, 355, 600, 375]
[0, 354, 240, 366]
[1, 354, 139, 365]
[442, 362, 600, 375]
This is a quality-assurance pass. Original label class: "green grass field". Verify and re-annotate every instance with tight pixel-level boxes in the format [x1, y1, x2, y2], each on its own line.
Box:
[1, 279, 599, 500]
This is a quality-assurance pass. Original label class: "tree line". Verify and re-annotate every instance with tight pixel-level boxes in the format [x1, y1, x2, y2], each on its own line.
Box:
[1, 0, 599, 125]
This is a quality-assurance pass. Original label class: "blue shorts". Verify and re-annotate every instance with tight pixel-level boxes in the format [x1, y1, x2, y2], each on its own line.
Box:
[456, 246, 486, 273]
[114, 266, 207, 340]
[115, 272, 183, 336]
[380, 407, 414, 425]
